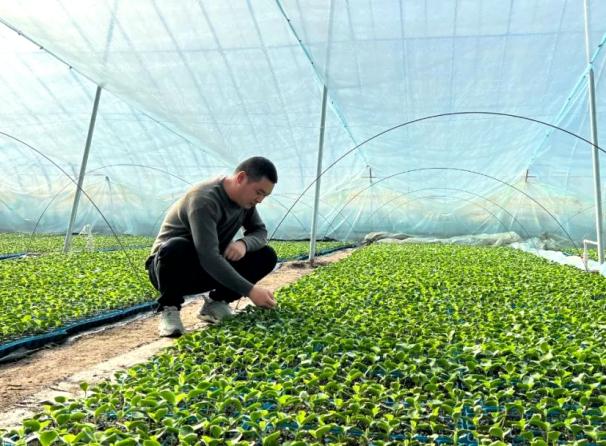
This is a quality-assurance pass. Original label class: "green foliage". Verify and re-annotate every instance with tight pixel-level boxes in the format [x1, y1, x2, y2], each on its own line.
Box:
[0, 233, 349, 258]
[3, 244, 606, 445]
[0, 249, 155, 342]
[0, 233, 155, 255]
[563, 247, 598, 262]
[269, 240, 351, 260]
[0, 239, 348, 342]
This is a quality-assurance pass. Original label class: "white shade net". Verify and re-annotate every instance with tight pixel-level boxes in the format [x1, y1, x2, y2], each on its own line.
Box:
[0, 0, 605, 242]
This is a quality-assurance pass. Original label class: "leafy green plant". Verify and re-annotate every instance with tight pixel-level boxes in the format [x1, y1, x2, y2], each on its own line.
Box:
[0, 249, 155, 342]
[0, 233, 349, 258]
[563, 247, 599, 262]
[0, 233, 155, 255]
[3, 244, 605, 445]
[268, 240, 352, 260]
[0, 239, 350, 343]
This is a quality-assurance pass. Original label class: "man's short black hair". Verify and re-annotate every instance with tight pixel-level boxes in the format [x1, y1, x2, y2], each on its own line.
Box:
[236, 156, 278, 183]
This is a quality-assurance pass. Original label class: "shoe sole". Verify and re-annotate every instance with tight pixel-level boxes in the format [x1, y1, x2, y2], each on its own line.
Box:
[198, 313, 220, 324]
[159, 329, 183, 338]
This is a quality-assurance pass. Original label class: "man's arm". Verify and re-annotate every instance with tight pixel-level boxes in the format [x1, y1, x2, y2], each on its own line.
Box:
[189, 201, 253, 297]
[238, 207, 267, 252]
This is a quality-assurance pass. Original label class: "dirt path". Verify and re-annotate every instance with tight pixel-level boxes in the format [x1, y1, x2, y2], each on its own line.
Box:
[0, 250, 352, 430]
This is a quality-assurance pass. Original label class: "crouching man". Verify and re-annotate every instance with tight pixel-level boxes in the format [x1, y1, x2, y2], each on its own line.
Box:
[145, 156, 278, 337]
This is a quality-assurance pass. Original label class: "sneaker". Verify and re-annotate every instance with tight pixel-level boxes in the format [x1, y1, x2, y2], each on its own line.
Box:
[198, 298, 235, 323]
[158, 306, 184, 337]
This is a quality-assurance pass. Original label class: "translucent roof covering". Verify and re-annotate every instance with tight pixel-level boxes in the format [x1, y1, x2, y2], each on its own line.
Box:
[0, 1, 605, 242]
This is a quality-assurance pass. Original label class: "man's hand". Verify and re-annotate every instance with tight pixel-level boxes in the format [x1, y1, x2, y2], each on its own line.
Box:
[224, 240, 247, 261]
[248, 286, 277, 309]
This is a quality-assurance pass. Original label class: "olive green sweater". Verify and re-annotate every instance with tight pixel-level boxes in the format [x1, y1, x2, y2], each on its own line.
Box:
[150, 177, 267, 296]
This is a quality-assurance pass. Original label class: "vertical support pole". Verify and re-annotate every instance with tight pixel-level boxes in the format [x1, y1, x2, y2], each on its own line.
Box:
[368, 165, 374, 232]
[308, 0, 335, 263]
[63, 86, 102, 253]
[309, 85, 328, 263]
[583, 0, 604, 263]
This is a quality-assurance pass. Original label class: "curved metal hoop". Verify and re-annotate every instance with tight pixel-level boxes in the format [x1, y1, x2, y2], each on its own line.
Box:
[322, 186, 532, 241]
[270, 111, 600, 247]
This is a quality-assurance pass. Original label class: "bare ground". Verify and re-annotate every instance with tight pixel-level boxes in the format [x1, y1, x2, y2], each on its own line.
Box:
[0, 249, 352, 430]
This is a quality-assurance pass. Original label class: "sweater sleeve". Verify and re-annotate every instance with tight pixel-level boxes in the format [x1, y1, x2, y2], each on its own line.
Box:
[189, 200, 254, 296]
[239, 207, 267, 252]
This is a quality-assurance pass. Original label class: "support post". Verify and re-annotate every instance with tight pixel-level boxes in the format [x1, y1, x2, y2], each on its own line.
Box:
[583, 0, 604, 263]
[308, 0, 335, 263]
[63, 86, 102, 253]
[309, 85, 328, 263]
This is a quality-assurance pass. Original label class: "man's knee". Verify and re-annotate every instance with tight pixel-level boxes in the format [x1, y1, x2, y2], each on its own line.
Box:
[258, 245, 278, 270]
[157, 237, 195, 262]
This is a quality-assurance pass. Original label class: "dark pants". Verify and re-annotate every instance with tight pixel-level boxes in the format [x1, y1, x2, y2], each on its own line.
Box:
[146, 237, 277, 310]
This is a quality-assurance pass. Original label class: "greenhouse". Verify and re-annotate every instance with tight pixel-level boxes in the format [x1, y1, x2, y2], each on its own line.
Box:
[0, 1, 605, 445]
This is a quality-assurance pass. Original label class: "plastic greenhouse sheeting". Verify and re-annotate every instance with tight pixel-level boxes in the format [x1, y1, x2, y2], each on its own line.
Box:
[0, 1, 605, 243]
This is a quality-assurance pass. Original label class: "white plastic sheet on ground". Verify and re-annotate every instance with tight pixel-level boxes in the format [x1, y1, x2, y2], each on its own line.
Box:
[510, 239, 604, 274]
[369, 230, 606, 275]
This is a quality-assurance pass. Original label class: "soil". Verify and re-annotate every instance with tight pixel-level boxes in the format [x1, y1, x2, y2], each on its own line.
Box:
[0, 249, 352, 430]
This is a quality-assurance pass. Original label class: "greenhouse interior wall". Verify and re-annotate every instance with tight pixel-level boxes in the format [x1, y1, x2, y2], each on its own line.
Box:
[0, 1, 604, 246]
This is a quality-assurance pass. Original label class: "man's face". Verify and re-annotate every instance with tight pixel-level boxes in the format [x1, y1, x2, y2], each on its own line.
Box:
[238, 174, 274, 209]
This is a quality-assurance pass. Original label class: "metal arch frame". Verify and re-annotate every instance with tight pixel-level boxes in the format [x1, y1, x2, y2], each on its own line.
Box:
[263, 198, 309, 235]
[322, 186, 533, 241]
[150, 200, 179, 235]
[271, 192, 355, 239]
[1, 113, 600, 256]
[270, 111, 606, 246]
[87, 163, 194, 186]
[0, 130, 144, 280]
[321, 167, 579, 250]
[383, 188, 532, 240]
[24, 160, 336, 247]
[379, 193, 513, 237]
[1, 5, 602, 258]
[26, 164, 194, 253]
